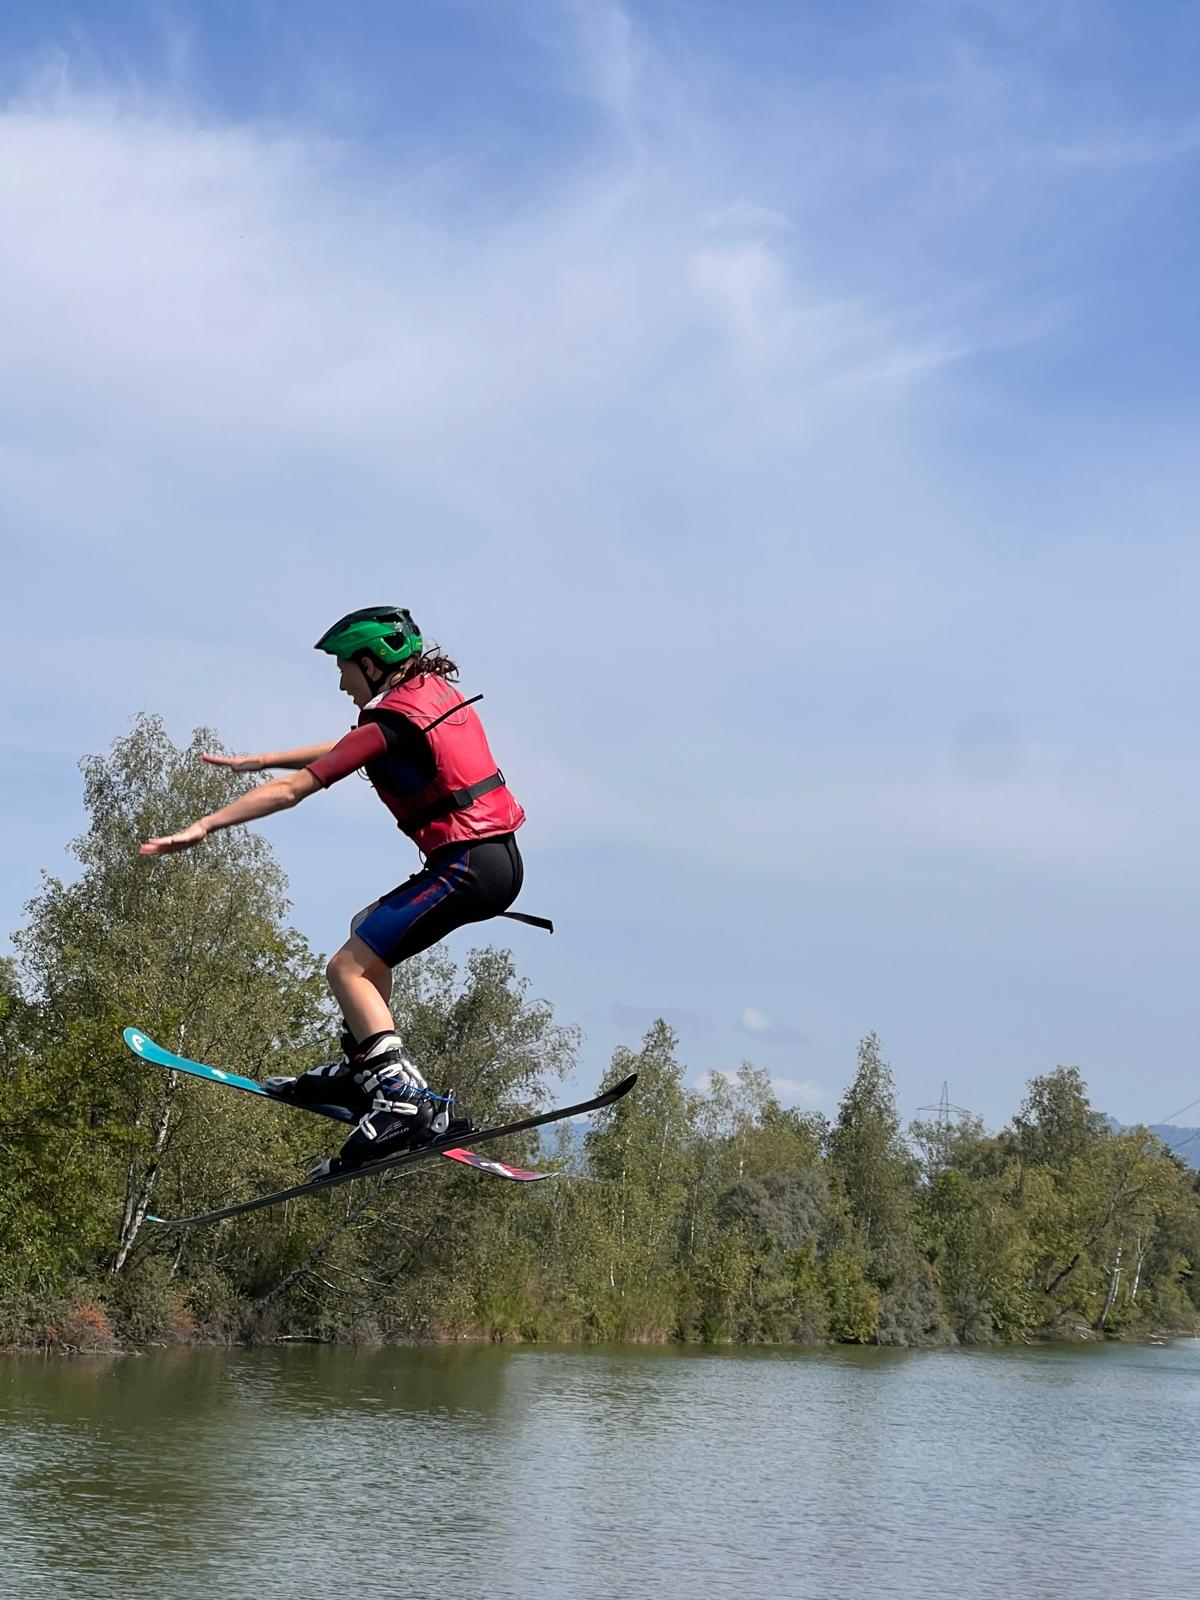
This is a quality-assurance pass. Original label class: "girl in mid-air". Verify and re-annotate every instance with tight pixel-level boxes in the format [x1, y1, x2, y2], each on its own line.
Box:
[141, 607, 527, 1178]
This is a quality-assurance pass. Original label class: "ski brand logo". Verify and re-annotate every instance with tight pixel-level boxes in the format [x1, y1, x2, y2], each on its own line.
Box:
[130, 1033, 145, 1052]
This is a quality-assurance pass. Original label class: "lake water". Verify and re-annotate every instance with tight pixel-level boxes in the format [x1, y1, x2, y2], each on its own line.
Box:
[1, 1341, 1197, 1600]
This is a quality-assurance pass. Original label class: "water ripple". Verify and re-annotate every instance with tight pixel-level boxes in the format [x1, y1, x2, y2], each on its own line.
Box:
[1, 1342, 1197, 1600]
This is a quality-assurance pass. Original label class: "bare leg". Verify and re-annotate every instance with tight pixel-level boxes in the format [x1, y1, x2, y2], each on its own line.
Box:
[327, 936, 396, 1043]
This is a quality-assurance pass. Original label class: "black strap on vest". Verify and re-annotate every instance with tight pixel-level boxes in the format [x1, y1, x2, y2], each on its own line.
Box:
[396, 693, 500, 831]
[420, 692, 483, 734]
[401, 769, 506, 833]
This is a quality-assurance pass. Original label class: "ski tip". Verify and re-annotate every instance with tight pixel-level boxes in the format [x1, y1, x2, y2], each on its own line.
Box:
[579, 1072, 637, 1111]
[124, 1025, 163, 1058]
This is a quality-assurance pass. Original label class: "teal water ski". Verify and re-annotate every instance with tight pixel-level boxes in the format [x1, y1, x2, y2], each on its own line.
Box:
[123, 1027, 354, 1123]
[146, 1071, 636, 1226]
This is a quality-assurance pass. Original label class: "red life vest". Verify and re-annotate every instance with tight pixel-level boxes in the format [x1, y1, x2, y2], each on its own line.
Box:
[361, 674, 525, 855]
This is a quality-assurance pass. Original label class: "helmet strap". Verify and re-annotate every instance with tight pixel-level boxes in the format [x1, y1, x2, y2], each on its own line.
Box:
[355, 651, 386, 688]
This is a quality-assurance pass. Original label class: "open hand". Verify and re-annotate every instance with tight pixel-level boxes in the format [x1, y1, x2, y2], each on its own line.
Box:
[200, 753, 262, 773]
[140, 822, 209, 856]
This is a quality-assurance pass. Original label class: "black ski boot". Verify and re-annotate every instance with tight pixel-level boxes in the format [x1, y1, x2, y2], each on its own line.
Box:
[307, 1089, 472, 1181]
[266, 1029, 427, 1115]
[304, 1037, 464, 1180]
[263, 1027, 361, 1111]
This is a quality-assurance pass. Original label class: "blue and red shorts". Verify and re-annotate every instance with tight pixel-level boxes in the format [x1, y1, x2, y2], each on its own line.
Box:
[350, 833, 523, 968]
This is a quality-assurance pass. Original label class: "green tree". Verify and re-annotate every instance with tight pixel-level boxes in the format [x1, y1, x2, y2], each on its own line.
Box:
[828, 1034, 948, 1345]
[1013, 1066, 1104, 1168]
[828, 1033, 915, 1257]
[712, 1169, 831, 1341]
[924, 1161, 1035, 1341]
[680, 1067, 829, 1342]
[577, 1020, 693, 1339]
[1, 715, 329, 1337]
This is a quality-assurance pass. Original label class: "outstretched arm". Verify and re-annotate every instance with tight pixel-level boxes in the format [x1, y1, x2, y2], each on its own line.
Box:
[201, 743, 337, 773]
[140, 770, 321, 856]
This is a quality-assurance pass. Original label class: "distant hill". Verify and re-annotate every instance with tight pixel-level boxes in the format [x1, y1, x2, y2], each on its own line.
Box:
[1104, 1116, 1200, 1169]
[1146, 1125, 1200, 1167]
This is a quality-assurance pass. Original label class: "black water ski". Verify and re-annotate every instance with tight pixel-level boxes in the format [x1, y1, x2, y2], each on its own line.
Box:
[147, 1072, 637, 1226]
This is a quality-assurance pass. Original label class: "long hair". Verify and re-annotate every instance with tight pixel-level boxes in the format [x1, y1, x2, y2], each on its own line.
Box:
[390, 644, 460, 683]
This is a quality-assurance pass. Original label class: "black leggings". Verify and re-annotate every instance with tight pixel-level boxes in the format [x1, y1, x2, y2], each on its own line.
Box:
[350, 834, 524, 968]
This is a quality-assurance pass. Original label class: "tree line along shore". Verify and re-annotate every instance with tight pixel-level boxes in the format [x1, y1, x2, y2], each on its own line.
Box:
[2, 716, 1197, 1353]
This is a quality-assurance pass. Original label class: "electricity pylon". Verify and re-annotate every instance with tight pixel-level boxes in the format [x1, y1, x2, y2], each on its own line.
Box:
[915, 1081, 974, 1172]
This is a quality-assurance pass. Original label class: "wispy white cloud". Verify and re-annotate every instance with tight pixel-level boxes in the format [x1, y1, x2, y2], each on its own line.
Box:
[740, 1006, 803, 1044]
[1046, 123, 1200, 171]
[562, 0, 638, 124]
[0, 86, 951, 463]
[703, 200, 794, 236]
[769, 1076, 830, 1108]
[696, 1068, 829, 1108]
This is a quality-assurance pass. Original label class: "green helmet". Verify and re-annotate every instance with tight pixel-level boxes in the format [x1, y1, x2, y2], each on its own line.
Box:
[314, 606, 423, 667]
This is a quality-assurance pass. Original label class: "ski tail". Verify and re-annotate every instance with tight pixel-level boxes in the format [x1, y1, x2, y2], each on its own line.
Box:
[440, 1148, 553, 1182]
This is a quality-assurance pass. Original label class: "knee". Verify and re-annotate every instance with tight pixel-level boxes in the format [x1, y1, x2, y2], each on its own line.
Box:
[328, 938, 388, 990]
[326, 946, 357, 988]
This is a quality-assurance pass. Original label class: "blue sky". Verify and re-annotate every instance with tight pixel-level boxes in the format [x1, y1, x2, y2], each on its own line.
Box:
[3, 0, 1200, 1129]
